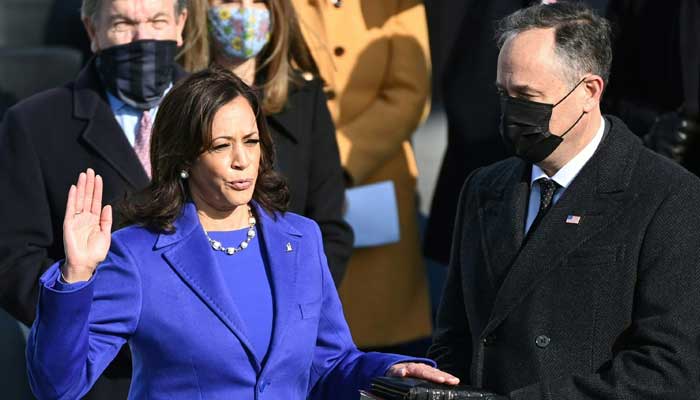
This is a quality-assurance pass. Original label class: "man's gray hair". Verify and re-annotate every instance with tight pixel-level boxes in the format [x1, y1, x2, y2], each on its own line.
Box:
[496, 1, 612, 85]
[81, 0, 188, 21]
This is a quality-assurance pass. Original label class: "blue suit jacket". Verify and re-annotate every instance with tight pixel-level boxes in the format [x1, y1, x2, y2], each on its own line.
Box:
[26, 203, 427, 399]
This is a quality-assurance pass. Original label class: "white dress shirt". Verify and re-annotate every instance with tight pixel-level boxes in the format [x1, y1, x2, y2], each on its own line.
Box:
[525, 116, 606, 234]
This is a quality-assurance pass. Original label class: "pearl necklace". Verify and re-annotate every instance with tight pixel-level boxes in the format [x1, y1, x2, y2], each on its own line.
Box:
[205, 207, 257, 255]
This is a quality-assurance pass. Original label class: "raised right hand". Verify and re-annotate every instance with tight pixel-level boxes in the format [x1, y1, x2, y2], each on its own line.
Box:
[61, 168, 112, 283]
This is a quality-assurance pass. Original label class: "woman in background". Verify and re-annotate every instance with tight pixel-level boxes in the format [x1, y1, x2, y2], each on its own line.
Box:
[178, 0, 352, 285]
[292, 0, 433, 355]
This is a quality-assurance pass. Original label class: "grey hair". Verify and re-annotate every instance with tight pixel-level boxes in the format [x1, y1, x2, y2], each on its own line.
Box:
[495, 1, 612, 85]
[81, 0, 188, 21]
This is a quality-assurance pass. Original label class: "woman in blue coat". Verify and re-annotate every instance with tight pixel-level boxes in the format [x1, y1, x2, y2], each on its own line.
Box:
[25, 67, 458, 399]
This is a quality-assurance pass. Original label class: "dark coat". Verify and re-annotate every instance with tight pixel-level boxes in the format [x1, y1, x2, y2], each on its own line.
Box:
[0, 59, 164, 325]
[266, 76, 352, 285]
[0, 58, 179, 399]
[428, 116, 700, 399]
[425, 0, 612, 265]
[424, 0, 529, 264]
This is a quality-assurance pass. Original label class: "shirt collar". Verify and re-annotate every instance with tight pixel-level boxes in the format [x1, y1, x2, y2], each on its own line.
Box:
[106, 84, 173, 114]
[106, 91, 129, 113]
[531, 115, 606, 188]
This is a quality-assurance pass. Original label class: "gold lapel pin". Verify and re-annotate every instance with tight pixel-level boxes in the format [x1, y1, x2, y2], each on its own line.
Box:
[286, 242, 293, 252]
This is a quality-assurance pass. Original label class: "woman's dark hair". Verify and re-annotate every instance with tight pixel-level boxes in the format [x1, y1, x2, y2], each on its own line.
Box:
[119, 66, 289, 232]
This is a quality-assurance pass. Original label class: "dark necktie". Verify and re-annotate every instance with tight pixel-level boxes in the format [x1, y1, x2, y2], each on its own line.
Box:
[538, 178, 559, 212]
[529, 177, 560, 235]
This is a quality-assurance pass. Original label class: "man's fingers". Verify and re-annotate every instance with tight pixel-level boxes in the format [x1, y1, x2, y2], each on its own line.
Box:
[92, 174, 103, 215]
[75, 172, 86, 213]
[100, 205, 112, 233]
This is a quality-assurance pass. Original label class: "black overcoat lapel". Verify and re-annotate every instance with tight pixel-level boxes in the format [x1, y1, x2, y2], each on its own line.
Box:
[71, 60, 188, 188]
[478, 161, 529, 293]
[72, 61, 150, 188]
[482, 119, 642, 337]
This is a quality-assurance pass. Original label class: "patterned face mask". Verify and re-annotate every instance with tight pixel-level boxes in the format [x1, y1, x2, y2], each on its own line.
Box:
[208, 6, 271, 60]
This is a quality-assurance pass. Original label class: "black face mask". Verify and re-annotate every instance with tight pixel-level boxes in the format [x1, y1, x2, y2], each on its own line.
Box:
[499, 78, 586, 163]
[96, 39, 177, 110]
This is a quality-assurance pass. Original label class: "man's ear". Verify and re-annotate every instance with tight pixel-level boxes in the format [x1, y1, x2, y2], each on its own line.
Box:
[583, 74, 604, 113]
[175, 9, 188, 47]
[83, 16, 99, 53]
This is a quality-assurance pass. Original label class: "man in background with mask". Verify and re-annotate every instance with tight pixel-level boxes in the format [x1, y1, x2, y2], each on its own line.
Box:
[428, 3, 700, 398]
[0, 0, 187, 398]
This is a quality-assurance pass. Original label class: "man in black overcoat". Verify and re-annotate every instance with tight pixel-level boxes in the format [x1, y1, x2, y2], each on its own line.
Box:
[428, 3, 700, 399]
[0, 0, 188, 398]
[424, 0, 609, 266]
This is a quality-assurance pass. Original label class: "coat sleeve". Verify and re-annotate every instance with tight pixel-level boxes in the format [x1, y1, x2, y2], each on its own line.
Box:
[336, 0, 431, 184]
[26, 235, 142, 400]
[510, 180, 700, 400]
[306, 80, 354, 286]
[0, 108, 57, 325]
[305, 222, 434, 399]
[427, 170, 478, 382]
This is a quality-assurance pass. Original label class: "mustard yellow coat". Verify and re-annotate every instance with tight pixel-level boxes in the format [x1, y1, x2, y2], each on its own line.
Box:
[292, 0, 433, 347]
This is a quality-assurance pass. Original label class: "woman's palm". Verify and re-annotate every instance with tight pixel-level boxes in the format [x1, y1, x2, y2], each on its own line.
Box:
[62, 169, 112, 280]
[64, 211, 111, 269]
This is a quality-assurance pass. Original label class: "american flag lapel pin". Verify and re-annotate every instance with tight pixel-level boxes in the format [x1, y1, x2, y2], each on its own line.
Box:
[566, 215, 581, 225]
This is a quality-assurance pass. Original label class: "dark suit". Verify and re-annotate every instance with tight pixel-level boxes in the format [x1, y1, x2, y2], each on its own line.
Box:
[267, 76, 352, 285]
[0, 59, 186, 399]
[429, 116, 700, 398]
[424, 0, 529, 264]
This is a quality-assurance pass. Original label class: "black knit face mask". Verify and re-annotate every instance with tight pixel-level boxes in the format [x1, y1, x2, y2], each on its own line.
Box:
[96, 39, 177, 110]
[499, 78, 586, 163]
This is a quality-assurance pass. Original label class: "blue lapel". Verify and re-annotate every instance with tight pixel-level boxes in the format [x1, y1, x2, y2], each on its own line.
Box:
[156, 202, 261, 372]
[154, 202, 302, 372]
[253, 204, 302, 370]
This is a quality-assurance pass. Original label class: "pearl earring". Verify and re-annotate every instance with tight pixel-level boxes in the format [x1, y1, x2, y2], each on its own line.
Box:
[180, 170, 189, 179]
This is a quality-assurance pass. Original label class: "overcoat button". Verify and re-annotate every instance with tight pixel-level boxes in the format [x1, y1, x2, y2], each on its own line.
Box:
[481, 335, 496, 347]
[535, 335, 551, 348]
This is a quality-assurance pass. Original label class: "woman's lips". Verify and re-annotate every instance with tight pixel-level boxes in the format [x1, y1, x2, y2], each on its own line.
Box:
[227, 179, 253, 190]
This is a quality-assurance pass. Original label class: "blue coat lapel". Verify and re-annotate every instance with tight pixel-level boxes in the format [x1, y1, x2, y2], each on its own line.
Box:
[154, 202, 304, 372]
[156, 203, 262, 372]
[254, 204, 302, 369]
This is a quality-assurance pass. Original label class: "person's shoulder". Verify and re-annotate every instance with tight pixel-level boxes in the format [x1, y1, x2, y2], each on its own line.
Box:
[636, 146, 700, 198]
[111, 224, 159, 252]
[5, 84, 75, 118]
[469, 156, 523, 191]
[288, 70, 324, 97]
[606, 115, 700, 200]
[276, 211, 321, 236]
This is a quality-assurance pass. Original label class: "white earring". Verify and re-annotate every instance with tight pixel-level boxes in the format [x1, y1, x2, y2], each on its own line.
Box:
[180, 170, 189, 179]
